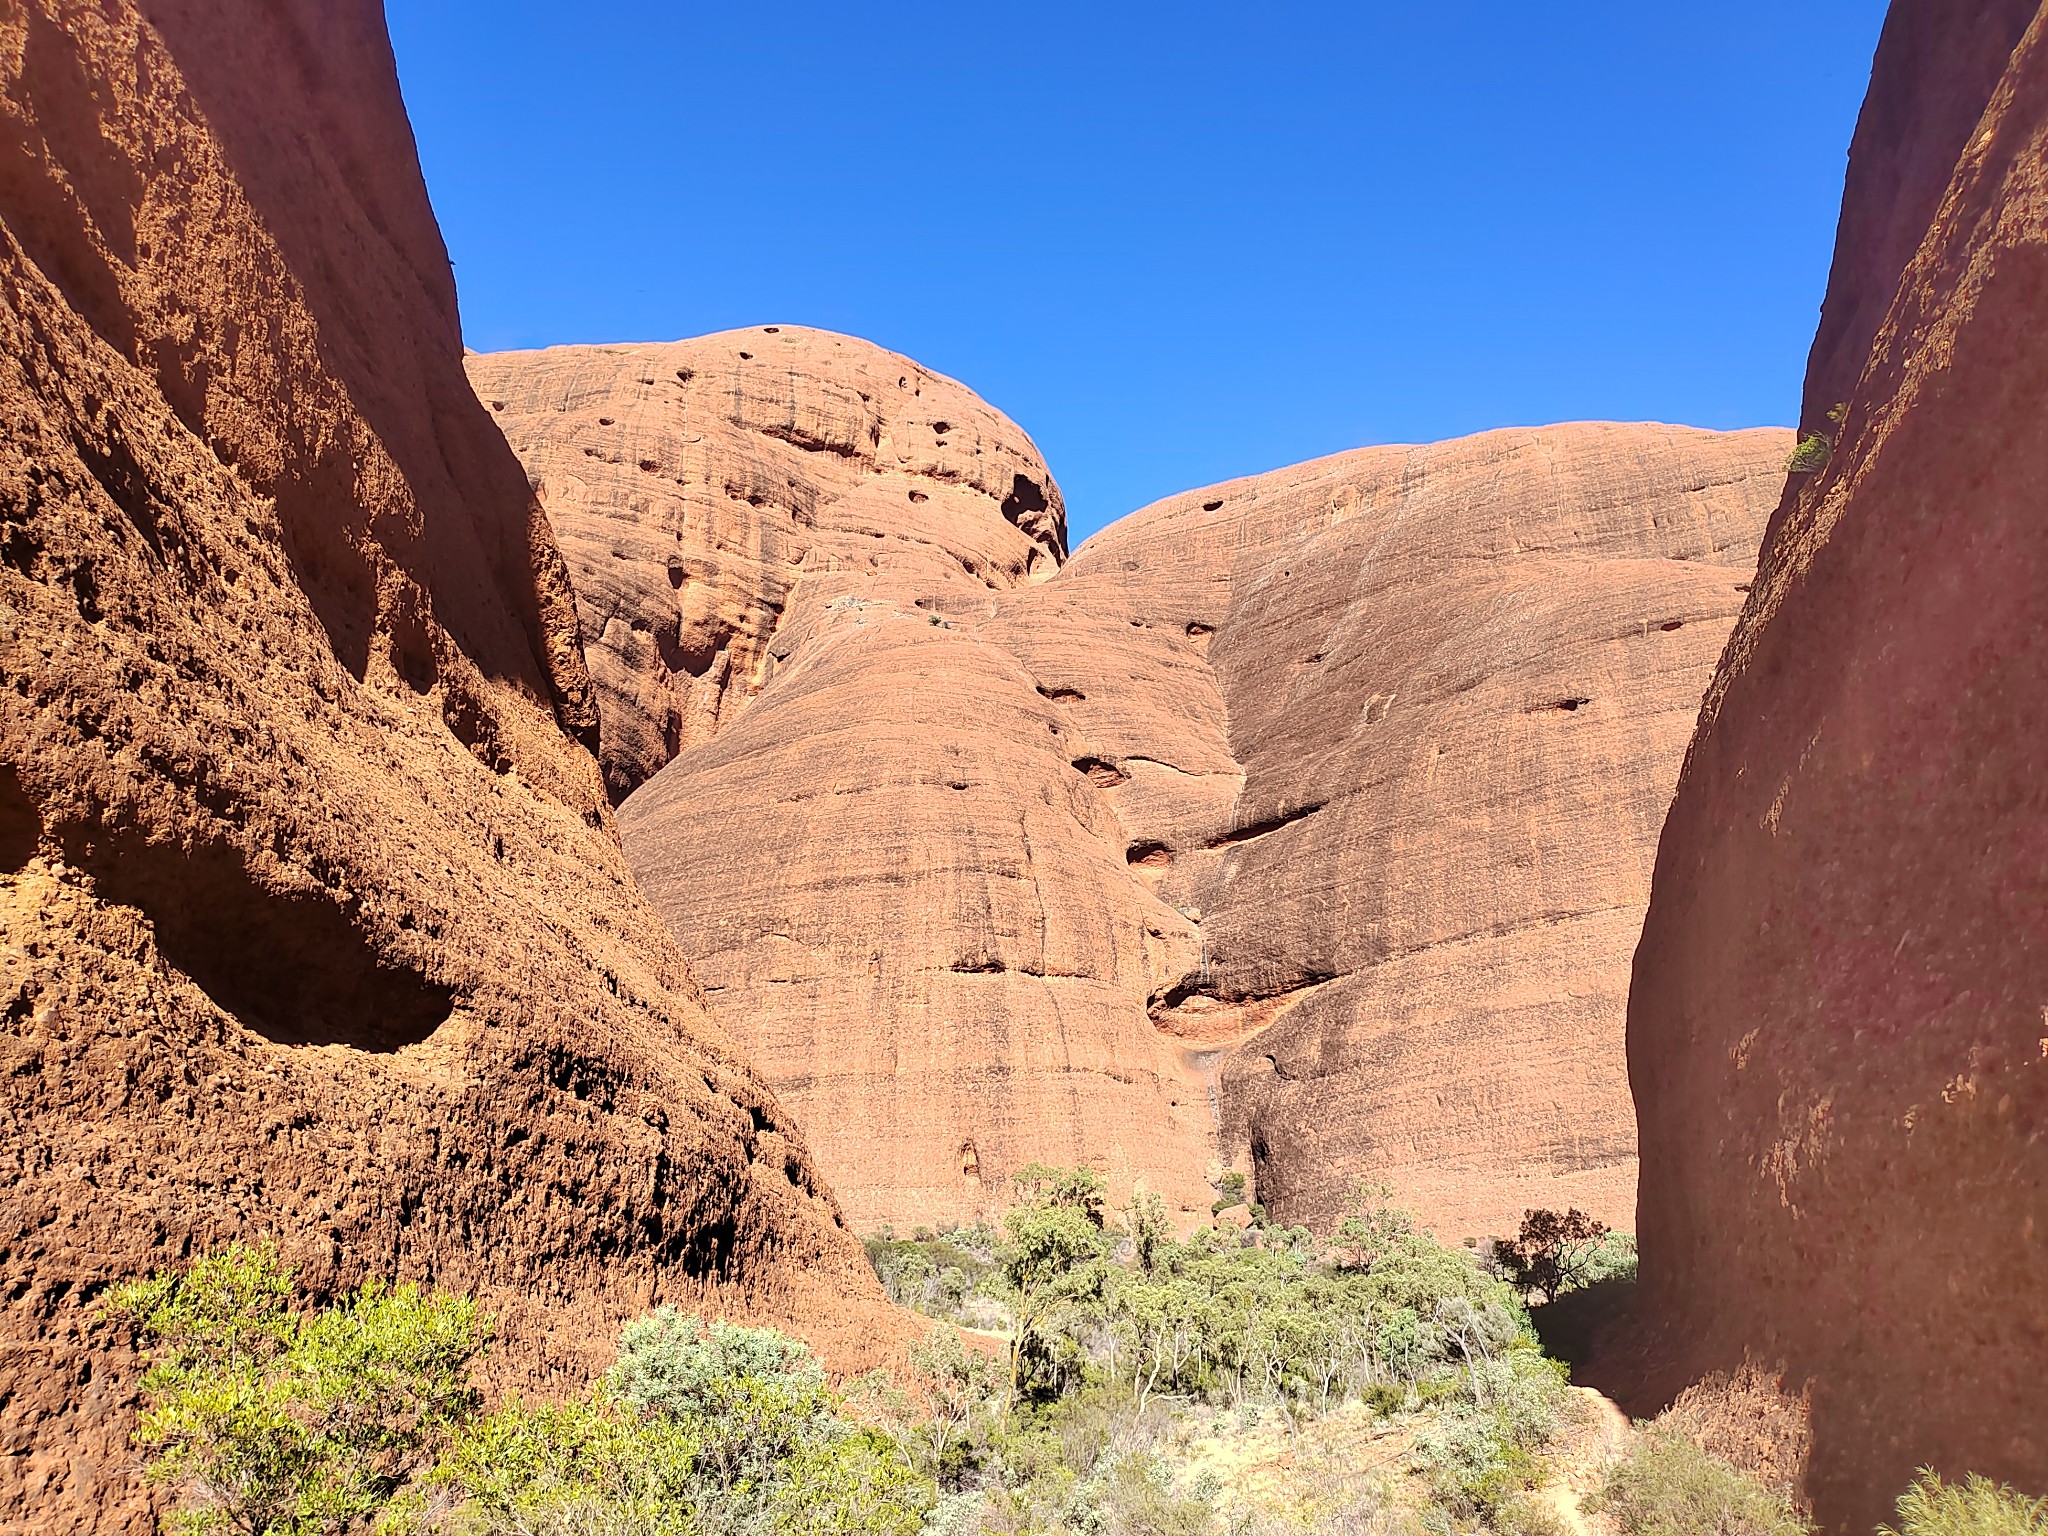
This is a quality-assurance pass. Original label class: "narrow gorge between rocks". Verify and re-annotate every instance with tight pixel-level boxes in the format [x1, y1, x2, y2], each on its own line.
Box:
[1, 0, 2043, 1530]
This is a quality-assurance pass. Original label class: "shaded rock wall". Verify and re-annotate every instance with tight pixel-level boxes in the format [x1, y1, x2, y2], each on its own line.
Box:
[0, 6, 895, 1529]
[1629, 2, 2048, 1524]
[1794, 0, 2041, 439]
[483, 328, 1787, 1237]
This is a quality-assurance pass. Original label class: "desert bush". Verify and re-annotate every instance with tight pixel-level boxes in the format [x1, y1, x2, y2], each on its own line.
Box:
[112, 1242, 491, 1536]
[1884, 1471, 2048, 1536]
[1492, 1210, 1617, 1303]
[1786, 434, 1832, 474]
[1590, 1430, 1809, 1536]
[1411, 1348, 1568, 1518]
[428, 1392, 700, 1536]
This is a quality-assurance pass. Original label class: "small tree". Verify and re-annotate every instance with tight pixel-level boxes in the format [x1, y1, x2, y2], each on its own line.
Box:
[904, 1326, 999, 1483]
[996, 1168, 1112, 1401]
[1494, 1208, 1612, 1303]
[1121, 1187, 1174, 1276]
[111, 1242, 491, 1536]
[1331, 1181, 1418, 1271]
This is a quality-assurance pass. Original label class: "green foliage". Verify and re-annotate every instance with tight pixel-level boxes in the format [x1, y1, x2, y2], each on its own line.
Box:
[429, 1392, 700, 1535]
[769, 1425, 931, 1536]
[1410, 1349, 1568, 1517]
[1885, 1471, 2048, 1536]
[111, 1242, 491, 1536]
[1492, 1210, 1617, 1304]
[1213, 1171, 1249, 1215]
[1590, 1431, 1810, 1536]
[1786, 433, 1832, 474]
[905, 1326, 1004, 1485]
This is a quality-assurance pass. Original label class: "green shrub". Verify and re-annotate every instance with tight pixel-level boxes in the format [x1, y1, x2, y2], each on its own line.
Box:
[1591, 1430, 1809, 1536]
[1885, 1471, 2048, 1536]
[111, 1242, 490, 1536]
[429, 1392, 700, 1536]
[1786, 434, 1832, 474]
[1411, 1350, 1567, 1517]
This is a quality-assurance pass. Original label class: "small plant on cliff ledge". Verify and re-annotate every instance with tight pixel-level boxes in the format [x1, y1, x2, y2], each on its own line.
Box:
[1785, 433, 1833, 474]
[111, 1241, 491, 1536]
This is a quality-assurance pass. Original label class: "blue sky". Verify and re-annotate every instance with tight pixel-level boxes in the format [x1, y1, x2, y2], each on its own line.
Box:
[388, 2, 1890, 544]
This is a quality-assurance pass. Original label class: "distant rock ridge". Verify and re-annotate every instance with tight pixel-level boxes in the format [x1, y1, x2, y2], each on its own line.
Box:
[0, 5, 896, 1529]
[1629, 0, 2048, 1523]
[479, 329, 1789, 1239]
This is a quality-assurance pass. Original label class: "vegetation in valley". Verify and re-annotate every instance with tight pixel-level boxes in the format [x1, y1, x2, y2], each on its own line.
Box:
[113, 1173, 2045, 1536]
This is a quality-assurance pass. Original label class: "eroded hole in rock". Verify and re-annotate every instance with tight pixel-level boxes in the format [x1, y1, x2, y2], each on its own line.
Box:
[1073, 756, 1127, 787]
[1035, 684, 1085, 703]
[1209, 803, 1326, 848]
[763, 326, 781, 333]
[1555, 697, 1590, 712]
[1203, 499, 1223, 512]
[1127, 841, 1173, 868]
[75, 833, 453, 1051]
[1001, 473, 1048, 530]
[1661, 620, 1685, 631]
[932, 421, 952, 435]
[598, 417, 615, 426]
[738, 351, 753, 360]
[675, 368, 696, 383]
[1187, 622, 1213, 638]
[0, 766, 43, 873]
[960, 1140, 981, 1181]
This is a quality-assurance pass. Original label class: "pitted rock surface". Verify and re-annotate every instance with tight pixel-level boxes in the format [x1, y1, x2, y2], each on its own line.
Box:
[0, 4, 897, 1529]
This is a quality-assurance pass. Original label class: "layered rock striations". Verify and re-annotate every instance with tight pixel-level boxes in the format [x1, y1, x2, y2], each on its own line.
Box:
[1088, 426, 1788, 1239]
[466, 332, 1065, 802]
[0, 5, 892, 1529]
[1629, 2, 2048, 1523]
[484, 326, 1788, 1236]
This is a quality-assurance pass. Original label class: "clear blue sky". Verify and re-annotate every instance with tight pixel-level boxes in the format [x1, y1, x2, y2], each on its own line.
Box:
[388, 2, 1890, 544]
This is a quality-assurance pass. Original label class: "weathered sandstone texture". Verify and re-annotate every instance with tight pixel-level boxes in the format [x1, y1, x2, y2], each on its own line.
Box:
[483, 330, 1787, 1237]
[1793, 0, 2041, 439]
[466, 333, 1064, 802]
[1629, 1, 2048, 1524]
[0, 5, 894, 1530]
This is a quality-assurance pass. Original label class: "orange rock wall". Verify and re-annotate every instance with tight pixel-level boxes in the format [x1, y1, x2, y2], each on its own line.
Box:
[0, 7, 895, 1530]
[1629, 2, 2048, 1523]
[483, 331, 1788, 1238]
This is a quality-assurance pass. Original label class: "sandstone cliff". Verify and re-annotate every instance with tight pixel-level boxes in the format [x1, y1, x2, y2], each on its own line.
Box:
[1629, 0, 2048, 1523]
[466, 332, 1065, 803]
[482, 328, 1788, 1237]
[0, 4, 893, 1529]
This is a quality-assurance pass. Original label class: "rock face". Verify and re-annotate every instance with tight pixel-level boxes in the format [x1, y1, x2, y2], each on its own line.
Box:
[483, 328, 1788, 1237]
[1793, 0, 2042, 439]
[466, 333, 1064, 803]
[1629, 2, 2048, 1524]
[0, 5, 892, 1529]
